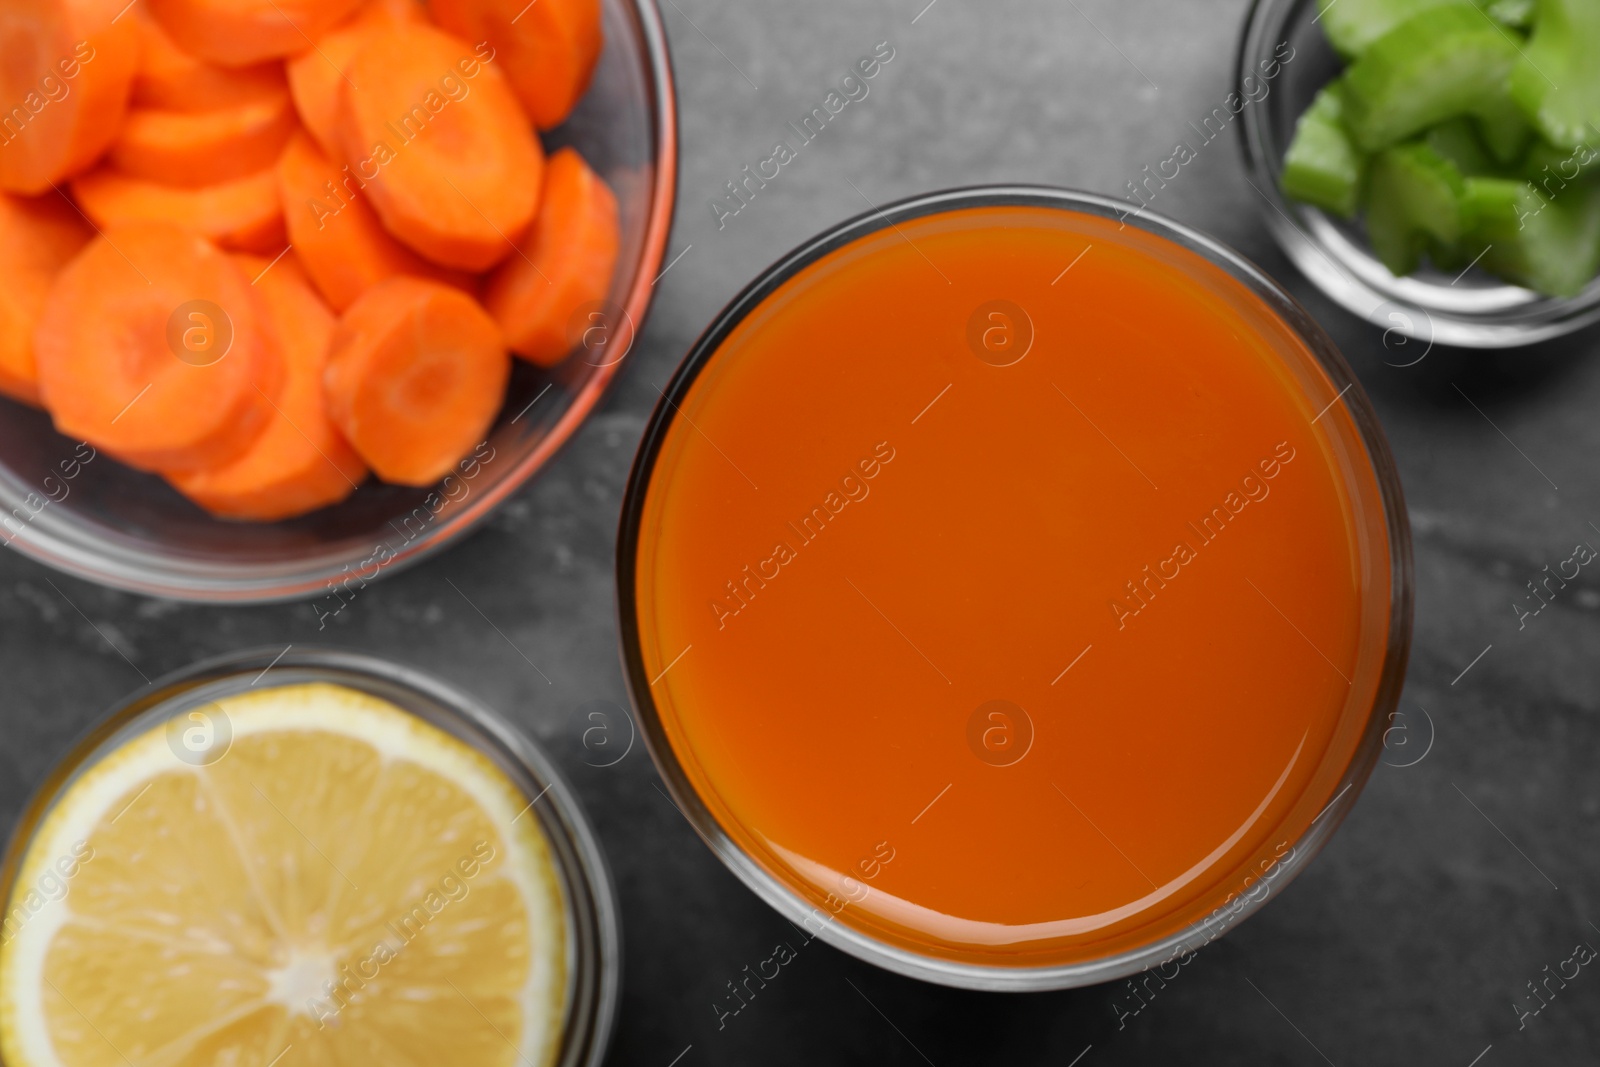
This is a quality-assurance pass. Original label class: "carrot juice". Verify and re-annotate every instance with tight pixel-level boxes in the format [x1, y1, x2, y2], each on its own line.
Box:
[624, 197, 1405, 976]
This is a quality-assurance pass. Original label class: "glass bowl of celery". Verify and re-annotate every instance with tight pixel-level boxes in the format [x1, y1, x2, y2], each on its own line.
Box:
[1238, 0, 1600, 348]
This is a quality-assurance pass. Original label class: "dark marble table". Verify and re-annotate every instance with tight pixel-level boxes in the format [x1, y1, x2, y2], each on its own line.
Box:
[3, 1, 1598, 1064]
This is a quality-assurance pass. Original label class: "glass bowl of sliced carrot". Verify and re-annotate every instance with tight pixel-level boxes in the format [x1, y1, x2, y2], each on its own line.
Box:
[1238, 0, 1600, 348]
[0, 0, 675, 600]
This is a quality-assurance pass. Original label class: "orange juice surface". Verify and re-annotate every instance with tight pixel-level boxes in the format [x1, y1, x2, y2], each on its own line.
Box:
[632, 205, 1395, 968]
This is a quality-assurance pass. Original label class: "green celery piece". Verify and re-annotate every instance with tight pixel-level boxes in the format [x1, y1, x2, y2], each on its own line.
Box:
[1523, 137, 1600, 187]
[1343, 6, 1523, 152]
[1315, 0, 1528, 58]
[1366, 181, 1425, 275]
[1425, 117, 1500, 174]
[1364, 143, 1471, 276]
[1424, 119, 1520, 269]
[1473, 94, 1535, 163]
[1428, 235, 1472, 272]
[1510, 0, 1600, 150]
[1281, 81, 1366, 217]
[1485, 0, 1536, 24]
[1462, 175, 1600, 295]
[1315, 0, 1470, 58]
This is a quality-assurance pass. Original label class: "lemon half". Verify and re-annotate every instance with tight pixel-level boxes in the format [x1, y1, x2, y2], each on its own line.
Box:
[0, 682, 568, 1067]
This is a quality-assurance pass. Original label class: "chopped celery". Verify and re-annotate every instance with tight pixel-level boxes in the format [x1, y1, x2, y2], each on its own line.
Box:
[1316, 0, 1531, 58]
[1426, 114, 1532, 177]
[1365, 183, 1425, 275]
[1364, 143, 1470, 275]
[1343, 6, 1522, 152]
[1510, 0, 1600, 150]
[1462, 176, 1600, 295]
[1425, 117, 1500, 175]
[1472, 94, 1535, 163]
[1281, 81, 1366, 217]
[1485, 0, 1536, 24]
[1427, 235, 1473, 272]
[1283, 0, 1600, 292]
[1522, 137, 1600, 187]
[1315, 0, 1466, 58]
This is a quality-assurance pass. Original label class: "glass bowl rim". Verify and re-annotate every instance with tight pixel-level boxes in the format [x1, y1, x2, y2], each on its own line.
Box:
[1235, 0, 1600, 349]
[0, 646, 622, 1067]
[0, 0, 679, 605]
[614, 183, 1416, 991]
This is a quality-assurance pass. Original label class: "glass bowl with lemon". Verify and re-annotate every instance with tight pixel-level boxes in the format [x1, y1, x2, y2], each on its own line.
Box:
[0, 649, 617, 1067]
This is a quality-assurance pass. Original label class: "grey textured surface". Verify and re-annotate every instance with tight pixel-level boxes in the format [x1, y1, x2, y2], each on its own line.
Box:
[4, 1, 1600, 1064]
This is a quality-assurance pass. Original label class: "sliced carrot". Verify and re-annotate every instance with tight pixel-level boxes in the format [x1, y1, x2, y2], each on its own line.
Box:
[483, 146, 617, 367]
[323, 276, 508, 485]
[285, 0, 424, 157]
[133, 16, 288, 111]
[0, 193, 93, 405]
[0, 0, 140, 194]
[276, 130, 466, 310]
[71, 165, 287, 252]
[168, 252, 367, 519]
[427, 0, 600, 129]
[337, 22, 543, 270]
[33, 223, 284, 472]
[145, 0, 366, 66]
[109, 93, 297, 186]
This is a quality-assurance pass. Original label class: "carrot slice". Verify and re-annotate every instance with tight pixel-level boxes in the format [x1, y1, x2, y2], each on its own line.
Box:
[337, 22, 543, 271]
[109, 94, 297, 186]
[33, 223, 283, 472]
[133, 15, 288, 110]
[0, 193, 93, 405]
[276, 130, 466, 310]
[483, 146, 618, 367]
[323, 276, 508, 485]
[427, 0, 600, 129]
[0, 0, 140, 193]
[168, 252, 367, 519]
[285, 0, 423, 157]
[71, 165, 287, 252]
[145, 0, 366, 66]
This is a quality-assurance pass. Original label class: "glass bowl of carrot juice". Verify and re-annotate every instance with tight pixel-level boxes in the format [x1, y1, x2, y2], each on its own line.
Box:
[618, 186, 1413, 991]
[0, 647, 619, 1066]
[0, 0, 675, 602]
